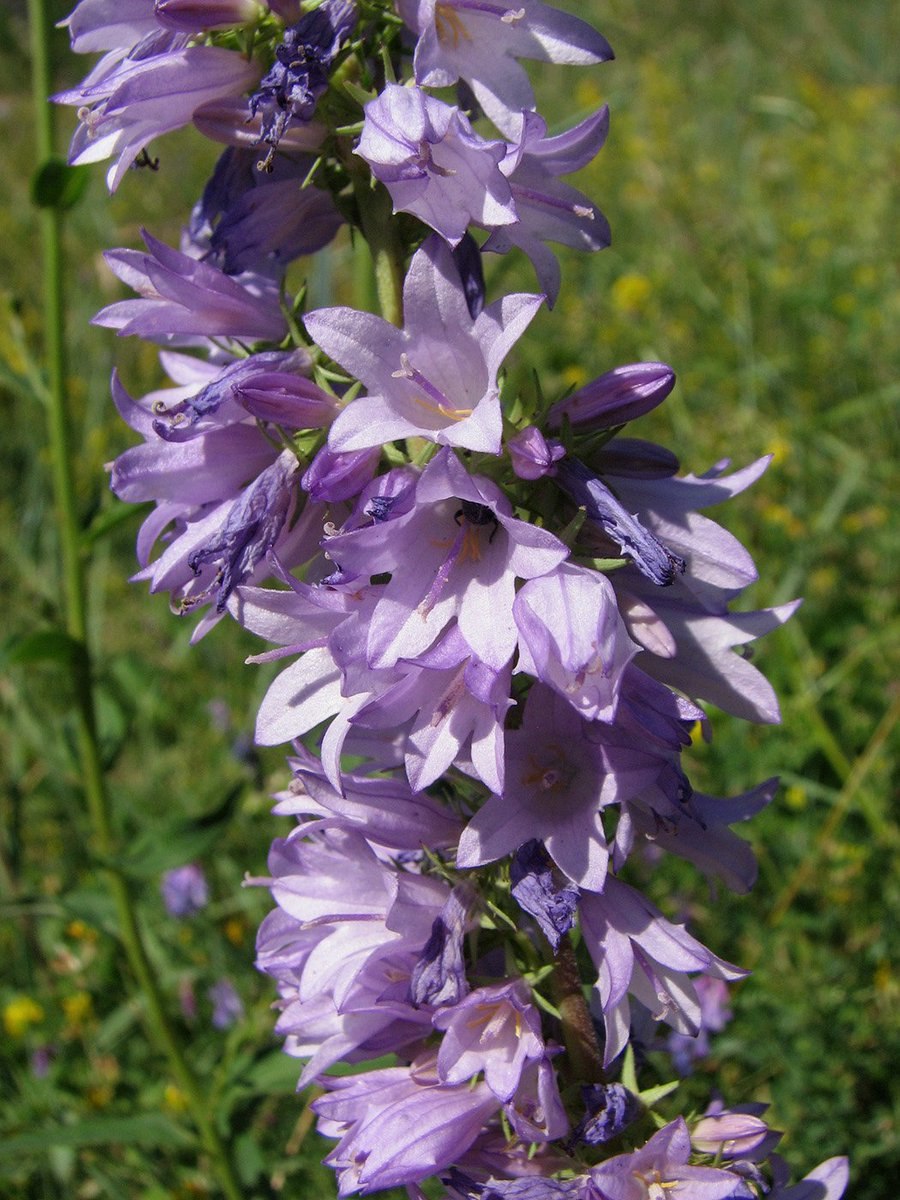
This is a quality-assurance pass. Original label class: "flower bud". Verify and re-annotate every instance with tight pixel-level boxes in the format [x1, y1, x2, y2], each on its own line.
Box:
[691, 1112, 771, 1158]
[508, 426, 565, 479]
[155, 0, 262, 33]
[302, 446, 381, 502]
[234, 373, 338, 428]
[547, 362, 675, 431]
[592, 436, 680, 479]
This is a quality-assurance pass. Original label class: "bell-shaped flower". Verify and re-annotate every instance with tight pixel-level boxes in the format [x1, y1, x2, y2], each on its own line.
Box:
[579, 876, 746, 1065]
[514, 563, 639, 722]
[273, 747, 463, 851]
[306, 237, 543, 454]
[588, 1118, 747, 1200]
[434, 980, 544, 1101]
[95, 230, 286, 343]
[313, 1057, 501, 1195]
[323, 448, 567, 671]
[356, 84, 517, 245]
[56, 43, 261, 190]
[457, 685, 662, 890]
[397, 0, 612, 136]
[487, 108, 611, 304]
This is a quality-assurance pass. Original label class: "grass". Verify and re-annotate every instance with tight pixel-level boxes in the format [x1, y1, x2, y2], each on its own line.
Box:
[1, 0, 898, 1196]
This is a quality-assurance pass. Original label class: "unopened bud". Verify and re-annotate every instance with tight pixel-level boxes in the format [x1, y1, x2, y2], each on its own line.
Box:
[547, 362, 675, 431]
[155, 0, 262, 33]
[692, 1113, 771, 1158]
[508, 426, 565, 480]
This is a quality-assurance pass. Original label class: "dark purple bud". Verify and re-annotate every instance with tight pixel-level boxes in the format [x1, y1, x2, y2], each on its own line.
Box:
[188, 451, 298, 611]
[152, 350, 311, 441]
[592, 437, 680, 479]
[572, 1082, 640, 1146]
[234, 371, 338, 428]
[510, 840, 579, 951]
[547, 362, 675, 432]
[555, 457, 686, 586]
[301, 445, 380, 502]
[409, 886, 472, 1008]
[154, 0, 260, 33]
[451, 233, 486, 319]
[508, 426, 565, 480]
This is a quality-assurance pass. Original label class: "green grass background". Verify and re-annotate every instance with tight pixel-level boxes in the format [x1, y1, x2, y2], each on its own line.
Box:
[1, 0, 898, 1195]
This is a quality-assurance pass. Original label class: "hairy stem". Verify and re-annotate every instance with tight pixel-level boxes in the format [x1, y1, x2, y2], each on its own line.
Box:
[27, 5, 250, 1197]
[552, 937, 606, 1087]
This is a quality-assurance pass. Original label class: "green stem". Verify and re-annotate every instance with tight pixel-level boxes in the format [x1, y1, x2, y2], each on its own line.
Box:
[27, 6, 248, 1198]
[353, 175, 405, 324]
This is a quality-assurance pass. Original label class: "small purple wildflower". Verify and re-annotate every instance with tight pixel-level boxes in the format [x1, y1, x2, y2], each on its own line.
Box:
[208, 978, 244, 1029]
[161, 863, 209, 917]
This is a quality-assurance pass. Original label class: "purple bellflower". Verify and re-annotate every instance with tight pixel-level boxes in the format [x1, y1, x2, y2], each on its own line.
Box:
[94, 230, 286, 343]
[433, 980, 545, 1101]
[579, 875, 746, 1066]
[307, 237, 544, 454]
[457, 685, 662, 890]
[488, 108, 611, 304]
[161, 863, 209, 916]
[397, 0, 613, 136]
[356, 84, 517, 245]
[588, 1118, 747, 1200]
[313, 1057, 502, 1195]
[513, 563, 639, 722]
[57, 43, 261, 190]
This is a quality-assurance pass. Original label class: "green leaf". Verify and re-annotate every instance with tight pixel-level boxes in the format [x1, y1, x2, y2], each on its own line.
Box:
[0, 1114, 191, 1158]
[30, 158, 90, 211]
[638, 1079, 680, 1107]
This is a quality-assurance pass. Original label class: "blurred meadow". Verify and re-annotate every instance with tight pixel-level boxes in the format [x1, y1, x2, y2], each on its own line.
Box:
[1, 0, 898, 1196]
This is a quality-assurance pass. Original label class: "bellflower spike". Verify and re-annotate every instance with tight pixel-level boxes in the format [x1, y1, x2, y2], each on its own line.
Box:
[398, 0, 613, 136]
[356, 84, 517, 246]
[307, 237, 543, 454]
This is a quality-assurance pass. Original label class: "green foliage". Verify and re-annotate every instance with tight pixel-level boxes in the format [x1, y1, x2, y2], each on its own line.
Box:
[1, 0, 897, 1196]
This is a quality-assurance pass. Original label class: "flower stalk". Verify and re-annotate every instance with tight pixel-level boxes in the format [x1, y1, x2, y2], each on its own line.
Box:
[28, 4, 250, 1197]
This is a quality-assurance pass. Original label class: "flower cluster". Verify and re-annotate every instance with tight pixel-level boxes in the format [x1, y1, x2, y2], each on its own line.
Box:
[60, 1, 848, 1197]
